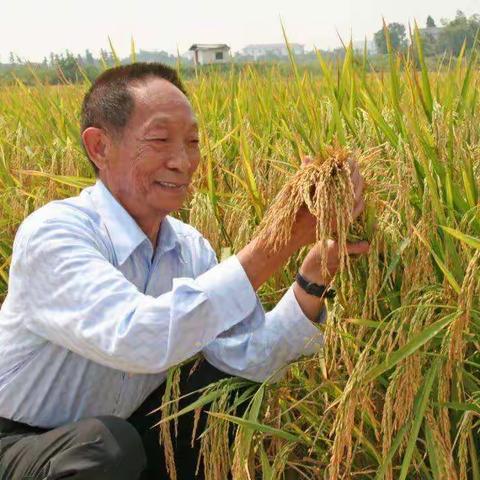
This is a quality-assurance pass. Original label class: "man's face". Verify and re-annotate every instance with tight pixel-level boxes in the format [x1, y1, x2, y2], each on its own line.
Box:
[102, 77, 200, 220]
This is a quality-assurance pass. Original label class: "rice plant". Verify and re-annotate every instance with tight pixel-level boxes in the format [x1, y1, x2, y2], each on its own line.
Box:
[0, 24, 479, 479]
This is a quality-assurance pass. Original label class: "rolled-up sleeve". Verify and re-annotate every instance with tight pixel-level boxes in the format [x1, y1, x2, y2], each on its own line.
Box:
[202, 250, 325, 383]
[19, 217, 258, 374]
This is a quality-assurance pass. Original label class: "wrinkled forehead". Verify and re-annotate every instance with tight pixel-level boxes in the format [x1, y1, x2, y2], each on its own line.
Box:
[128, 77, 196, 127]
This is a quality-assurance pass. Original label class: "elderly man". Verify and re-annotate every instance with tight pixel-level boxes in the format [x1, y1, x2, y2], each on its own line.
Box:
[0, 63, 368, 479]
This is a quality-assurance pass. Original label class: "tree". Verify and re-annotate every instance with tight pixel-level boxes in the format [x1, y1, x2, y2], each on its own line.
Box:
[84, 49, 94, 65]
[99, 48, 113, 65]
[8, 52, 15, 65]
[374, 22, 408, 54]
[437, 11, 480, 55]
[50, 50, 82, 82]
[421, 16, 439, 56]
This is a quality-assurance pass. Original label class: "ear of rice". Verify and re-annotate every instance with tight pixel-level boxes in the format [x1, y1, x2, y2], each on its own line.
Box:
[254, 146, 356, 280]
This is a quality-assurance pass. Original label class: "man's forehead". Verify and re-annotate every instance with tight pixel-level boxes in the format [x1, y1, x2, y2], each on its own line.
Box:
[130, 77, 186, 103]
[144, 114, 198, 129]
[128, 79, 197, 126]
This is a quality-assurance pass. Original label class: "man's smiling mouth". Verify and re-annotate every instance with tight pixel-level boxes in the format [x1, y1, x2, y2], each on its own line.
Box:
[154, 180, 188, 191]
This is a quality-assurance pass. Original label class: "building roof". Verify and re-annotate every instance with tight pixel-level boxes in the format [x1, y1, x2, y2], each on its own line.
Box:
[243, 43, 304, 50]
[189, 44, 230, 51]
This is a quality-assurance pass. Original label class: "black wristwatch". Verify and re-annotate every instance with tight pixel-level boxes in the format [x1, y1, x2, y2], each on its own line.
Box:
[295, 272, 336, 299]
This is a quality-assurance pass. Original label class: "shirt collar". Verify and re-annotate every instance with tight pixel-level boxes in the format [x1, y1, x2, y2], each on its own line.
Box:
[90, 179, 183, 265]
[156, 211, 185, 262]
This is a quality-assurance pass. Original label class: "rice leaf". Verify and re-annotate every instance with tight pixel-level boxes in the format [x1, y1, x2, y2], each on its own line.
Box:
[441, 226, 480, 250]
[414, 227, 462, 294]
[206, 411, 304, 444]
[399, 358, 440, 480]
[362, 314, 456, 384]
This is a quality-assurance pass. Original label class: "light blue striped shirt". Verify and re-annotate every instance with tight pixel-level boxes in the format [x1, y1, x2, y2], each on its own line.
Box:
[0, 180, 324, 428]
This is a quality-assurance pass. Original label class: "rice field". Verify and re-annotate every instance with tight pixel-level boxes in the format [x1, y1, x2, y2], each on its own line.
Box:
[1, 29, 480, 479]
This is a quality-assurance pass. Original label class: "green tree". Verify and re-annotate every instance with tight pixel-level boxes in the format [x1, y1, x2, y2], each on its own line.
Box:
[422, 34, 438, 57]
[421, 16, 439, 56]
[426, 15, 436, 28]
[437, 11, 480, 55]
[374, 22, 408, 54]
[55, 51, 81, 82]
[84, 49, 95, 65]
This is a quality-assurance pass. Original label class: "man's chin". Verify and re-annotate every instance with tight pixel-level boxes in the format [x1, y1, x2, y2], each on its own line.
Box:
[148, 197, 185, 216]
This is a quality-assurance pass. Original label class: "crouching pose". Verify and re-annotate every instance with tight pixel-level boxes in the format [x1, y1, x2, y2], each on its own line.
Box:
[0, 63, 368, 479]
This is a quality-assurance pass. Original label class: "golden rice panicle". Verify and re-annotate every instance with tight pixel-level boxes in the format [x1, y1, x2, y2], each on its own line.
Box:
[254, 146, 356, 279]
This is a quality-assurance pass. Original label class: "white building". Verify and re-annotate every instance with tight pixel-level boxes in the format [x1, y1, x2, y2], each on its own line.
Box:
[188, 44, 230, 65]
[242, 43, 304, 60]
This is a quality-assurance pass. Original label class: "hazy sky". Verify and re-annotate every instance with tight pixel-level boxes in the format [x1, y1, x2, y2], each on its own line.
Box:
[1, 0, 479, 62]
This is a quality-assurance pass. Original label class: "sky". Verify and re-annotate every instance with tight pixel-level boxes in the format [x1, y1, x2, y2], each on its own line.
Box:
[1, 0, 479, 62]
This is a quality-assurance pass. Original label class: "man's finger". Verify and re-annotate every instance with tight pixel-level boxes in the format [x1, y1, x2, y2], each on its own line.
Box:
[352, 197, 365, 219]
[346, 241, 370, 255]
[347, 157, 358, 171]
[348, 159, 364, 203]
[355, 175, 365, 204]
[352, 170, 364, 201]
[348, 158, 360, 180]
[302, 156, 313, 166]
[350, 165, 360, 184]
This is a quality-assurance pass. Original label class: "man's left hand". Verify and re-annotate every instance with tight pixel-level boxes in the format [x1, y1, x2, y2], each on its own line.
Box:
[299, 239, 370, 286]
[293, 239, 370, 322]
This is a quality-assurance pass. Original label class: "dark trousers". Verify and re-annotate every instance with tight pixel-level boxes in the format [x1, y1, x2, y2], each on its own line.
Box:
[0, 360, 238, 480]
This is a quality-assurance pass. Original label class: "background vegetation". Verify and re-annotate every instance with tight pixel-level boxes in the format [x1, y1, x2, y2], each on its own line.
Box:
[0, 23, 479, 479]
[1, 11, 479, 85]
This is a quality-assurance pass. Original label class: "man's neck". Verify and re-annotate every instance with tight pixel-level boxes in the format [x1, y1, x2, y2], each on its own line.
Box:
[99, 177, 166, 250]
[133, 214, 164, 250]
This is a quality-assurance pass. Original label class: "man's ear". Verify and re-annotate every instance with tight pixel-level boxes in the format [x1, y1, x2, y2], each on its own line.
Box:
[81, 127, 114, 172]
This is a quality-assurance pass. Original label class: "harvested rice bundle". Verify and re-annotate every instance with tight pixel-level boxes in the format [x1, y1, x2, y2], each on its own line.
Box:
[254, 147, 360, 281]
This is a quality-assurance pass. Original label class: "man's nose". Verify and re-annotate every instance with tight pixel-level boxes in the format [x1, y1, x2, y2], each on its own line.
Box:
[166, 145, 190, 172]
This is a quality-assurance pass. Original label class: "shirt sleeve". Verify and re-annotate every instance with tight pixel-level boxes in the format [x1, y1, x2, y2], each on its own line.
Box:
[16, 216, 258, 374]
[201, 242, 325, 383]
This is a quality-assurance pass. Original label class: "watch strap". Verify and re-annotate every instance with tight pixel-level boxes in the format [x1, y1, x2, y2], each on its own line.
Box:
[295, 272, 336, 299]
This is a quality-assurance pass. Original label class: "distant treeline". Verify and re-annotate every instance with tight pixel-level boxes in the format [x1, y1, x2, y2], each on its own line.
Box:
[374, 10, 480, 56]
[0, 49, 351, 86]
[0, 10, 478, 86]
[0, 49, 181, 85]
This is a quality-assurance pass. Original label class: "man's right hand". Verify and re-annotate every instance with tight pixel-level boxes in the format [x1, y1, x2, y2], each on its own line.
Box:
[292, 238, 370, 322]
